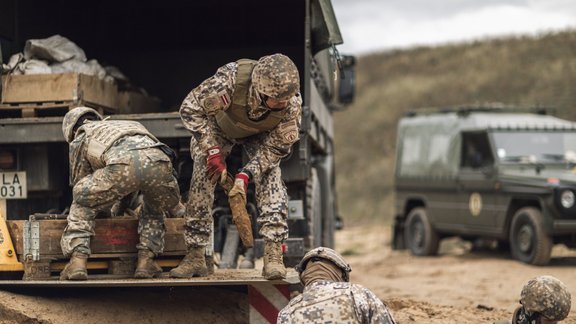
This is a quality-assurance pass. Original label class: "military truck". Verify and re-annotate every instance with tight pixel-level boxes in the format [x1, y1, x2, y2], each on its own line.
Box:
[393, 107, 576, 265]
[0, 0, 355, 280]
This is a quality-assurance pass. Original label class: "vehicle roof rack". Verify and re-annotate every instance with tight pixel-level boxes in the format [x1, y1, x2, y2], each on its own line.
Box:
[405, 103, 553, 117]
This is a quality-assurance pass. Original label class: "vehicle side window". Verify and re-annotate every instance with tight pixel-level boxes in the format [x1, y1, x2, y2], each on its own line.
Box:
[461, 133, 493, 169]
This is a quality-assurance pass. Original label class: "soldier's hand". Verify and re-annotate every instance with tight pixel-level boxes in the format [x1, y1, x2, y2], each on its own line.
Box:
[206, 146, 227, 184]
[229, 172, 249, 204]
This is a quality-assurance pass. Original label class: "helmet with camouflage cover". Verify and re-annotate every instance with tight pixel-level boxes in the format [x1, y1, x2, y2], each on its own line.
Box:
[252, 53, 300, 101]
[62, 107, 102, 143]
[295, 247, 352, 282]
[520, 275, 571, 321]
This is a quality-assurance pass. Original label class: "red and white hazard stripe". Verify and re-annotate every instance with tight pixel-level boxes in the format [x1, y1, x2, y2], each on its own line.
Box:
[249, 284, 291, 323]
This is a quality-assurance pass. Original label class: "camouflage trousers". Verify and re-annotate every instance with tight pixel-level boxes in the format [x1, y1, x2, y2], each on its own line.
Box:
[185, 138, 289, 248]
[61, 148, 181, 257]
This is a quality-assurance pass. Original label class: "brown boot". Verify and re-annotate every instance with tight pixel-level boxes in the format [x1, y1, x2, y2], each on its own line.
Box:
[134, 249, 163, 279]
[262, 241, 286, 280]
[59, 251, 88, 281]
[169, 247, 208, 278]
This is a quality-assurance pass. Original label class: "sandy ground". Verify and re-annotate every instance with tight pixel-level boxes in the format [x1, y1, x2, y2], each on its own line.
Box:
[1, 224, 575, 323]
[335, 225, 576, 323]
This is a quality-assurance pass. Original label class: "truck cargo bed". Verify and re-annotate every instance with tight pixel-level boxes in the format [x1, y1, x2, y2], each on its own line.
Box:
[0, 268, 299, 287]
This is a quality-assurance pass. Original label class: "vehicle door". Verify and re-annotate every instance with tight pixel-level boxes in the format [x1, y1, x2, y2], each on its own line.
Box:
[455, 131, 500, 231]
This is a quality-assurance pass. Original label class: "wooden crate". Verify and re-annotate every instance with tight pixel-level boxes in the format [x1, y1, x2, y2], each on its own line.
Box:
[6, 218, 190, 280]
[1, 73, 121, 113]
[6, 218, 187, 259]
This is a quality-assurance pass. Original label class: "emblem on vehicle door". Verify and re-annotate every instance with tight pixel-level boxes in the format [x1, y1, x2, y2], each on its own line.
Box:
[469, 192, 482, 216]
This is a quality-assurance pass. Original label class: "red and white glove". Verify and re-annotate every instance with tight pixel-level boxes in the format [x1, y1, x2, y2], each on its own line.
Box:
[229, 172, 249, 204]
[206, 146, 227, 184]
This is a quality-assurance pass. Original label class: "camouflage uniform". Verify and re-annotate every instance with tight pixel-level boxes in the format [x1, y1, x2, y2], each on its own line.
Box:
[61, 117, 181, 257]
[277, 280, 397, 324]
[179, 55, 302, 247]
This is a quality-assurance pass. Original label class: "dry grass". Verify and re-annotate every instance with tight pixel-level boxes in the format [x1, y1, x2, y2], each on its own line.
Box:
[334, 29, 576, 225]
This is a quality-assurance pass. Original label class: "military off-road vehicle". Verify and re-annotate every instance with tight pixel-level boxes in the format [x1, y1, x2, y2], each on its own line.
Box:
[392, 107, 576, 265]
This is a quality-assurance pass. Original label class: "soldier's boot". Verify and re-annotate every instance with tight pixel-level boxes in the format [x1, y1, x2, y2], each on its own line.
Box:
[59, 251, 88, 281]
[262, 241, 286, 280]
[134, 249, 163, 279]
[169, 247, 208, 278]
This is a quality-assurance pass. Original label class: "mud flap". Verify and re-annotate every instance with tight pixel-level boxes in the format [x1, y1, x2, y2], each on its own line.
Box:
[219, 225, 240, 269]
[392, 218, 406, 250]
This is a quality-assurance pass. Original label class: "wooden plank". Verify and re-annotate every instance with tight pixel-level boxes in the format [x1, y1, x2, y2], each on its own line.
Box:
[0, 101, 72, 110]
[7, 218, 187, 259]
[0, 101, 111, 118]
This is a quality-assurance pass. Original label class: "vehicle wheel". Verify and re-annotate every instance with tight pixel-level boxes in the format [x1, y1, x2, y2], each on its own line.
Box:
[404, 207, 439, 256]
[305, 168, 322, 249]
[509, 207, 552, 265]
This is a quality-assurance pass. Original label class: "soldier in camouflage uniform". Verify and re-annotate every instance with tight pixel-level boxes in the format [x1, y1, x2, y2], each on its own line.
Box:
[495, 275, 571, 324]
[173, 53, 301, 280]
[60, 107, 181, 280]
[277, 247, 397, 323]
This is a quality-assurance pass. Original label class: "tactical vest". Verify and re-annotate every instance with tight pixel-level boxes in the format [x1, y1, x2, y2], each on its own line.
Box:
[289, 283, 359, 323]
[80, 120, 158, 169]
[215, 59, 286, 139]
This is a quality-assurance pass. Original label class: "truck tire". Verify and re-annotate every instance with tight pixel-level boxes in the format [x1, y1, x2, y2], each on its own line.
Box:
[306, 168, 322, 249]
[404, 207, 439, 256]
[509, 207, 552, 265]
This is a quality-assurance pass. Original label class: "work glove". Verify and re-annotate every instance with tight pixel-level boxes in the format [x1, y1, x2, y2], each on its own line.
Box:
[206, 146, 228, 184]
[228, 172, 249, 204]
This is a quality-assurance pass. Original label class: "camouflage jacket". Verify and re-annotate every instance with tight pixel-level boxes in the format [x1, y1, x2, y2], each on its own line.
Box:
[179, 62, 302, 180]
[69, 131, 160, 186]
[277, 280, 397, 324]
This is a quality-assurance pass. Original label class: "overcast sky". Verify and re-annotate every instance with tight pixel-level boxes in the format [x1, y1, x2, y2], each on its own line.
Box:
[331, 0, 576, 55]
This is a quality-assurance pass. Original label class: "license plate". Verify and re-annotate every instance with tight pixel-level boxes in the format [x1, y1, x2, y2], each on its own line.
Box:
[0, 171, 27, 199]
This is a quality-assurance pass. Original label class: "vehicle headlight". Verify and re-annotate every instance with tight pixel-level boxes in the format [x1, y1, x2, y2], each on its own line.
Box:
[560, 190, 575, 209]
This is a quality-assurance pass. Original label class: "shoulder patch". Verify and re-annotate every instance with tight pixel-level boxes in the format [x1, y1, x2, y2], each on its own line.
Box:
[201, 90, 231, 113]
[202, 97, 220, 112]
[279, 119, 299, 142]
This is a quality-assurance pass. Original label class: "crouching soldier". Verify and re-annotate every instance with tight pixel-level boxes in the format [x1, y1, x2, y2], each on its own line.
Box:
[495, 275, 571, 324]
[278, 247, 397, 323]
[59, 107, 181, 280]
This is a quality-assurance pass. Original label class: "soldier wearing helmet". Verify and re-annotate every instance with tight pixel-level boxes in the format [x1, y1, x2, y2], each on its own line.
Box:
[175, 54, 301, 280]
[60, 107, 181, 280]
[277, 247, 397, 324]
[494, 275, 571, 324]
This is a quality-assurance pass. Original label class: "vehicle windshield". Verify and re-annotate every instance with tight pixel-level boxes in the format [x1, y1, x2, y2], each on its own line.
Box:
[492, 131, 576, 163]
